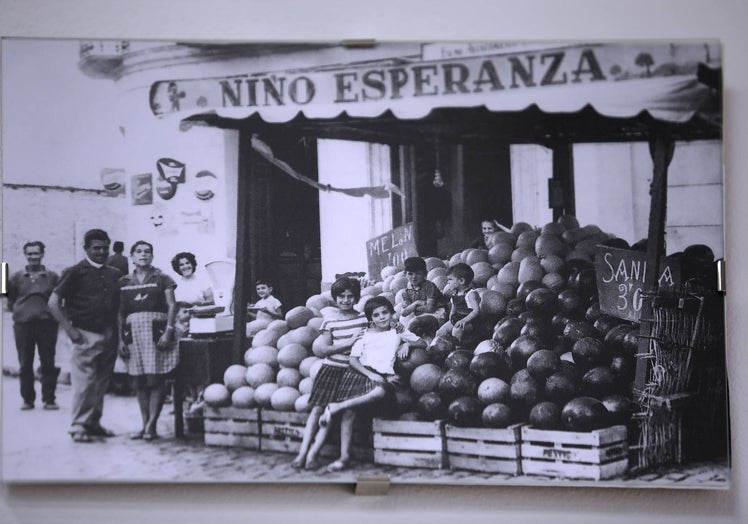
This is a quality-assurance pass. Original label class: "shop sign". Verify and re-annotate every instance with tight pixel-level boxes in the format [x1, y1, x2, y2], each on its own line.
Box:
[149, 43, 715, 121]
[366, 223, 417, 281]
[595, 245, 681, 322]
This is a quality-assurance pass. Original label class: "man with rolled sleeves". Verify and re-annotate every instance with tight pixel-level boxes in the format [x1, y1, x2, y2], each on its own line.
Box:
[7, 241, 60, 410]
[48, 229, 121, 443]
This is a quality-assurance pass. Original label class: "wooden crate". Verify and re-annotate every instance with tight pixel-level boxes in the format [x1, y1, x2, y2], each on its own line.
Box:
[445, 423, 523, 475]
[520, 425, 629, 481]
[372, 419, 446, 469]
[260, 409, 373, 461]
[203, 406, 260, 450]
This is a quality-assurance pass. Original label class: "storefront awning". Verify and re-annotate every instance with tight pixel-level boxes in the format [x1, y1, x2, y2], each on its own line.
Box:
[149, 42, 721, 128]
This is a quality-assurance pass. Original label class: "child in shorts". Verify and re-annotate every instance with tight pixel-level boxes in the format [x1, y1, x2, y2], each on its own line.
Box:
[396, 256, 447, 328]
[248, 279, 283, 322]
[435, 262, 481, 342]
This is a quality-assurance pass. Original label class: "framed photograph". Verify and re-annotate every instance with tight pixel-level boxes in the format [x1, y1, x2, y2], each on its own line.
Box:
[1, 38, 729, 489]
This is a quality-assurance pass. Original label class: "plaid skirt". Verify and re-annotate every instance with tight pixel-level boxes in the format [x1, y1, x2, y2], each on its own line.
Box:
[308, 364, 347, 406]
[124, 311, 177, 377]
[335, 367, 387, 402]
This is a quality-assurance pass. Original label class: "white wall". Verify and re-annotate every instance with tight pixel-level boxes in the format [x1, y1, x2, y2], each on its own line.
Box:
[0, 2, 745, 524]
[317, 139, 392, 283]
[510, 144, 553, 227]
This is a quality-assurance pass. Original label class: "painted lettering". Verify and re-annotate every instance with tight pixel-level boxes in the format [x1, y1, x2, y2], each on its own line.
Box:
[509, 55, 536, 88]
[442, 63, 471, 94]
[413, 65, 439, 97]
[389, 68, 409, 99]
[289, 76, 315, 104]
[220, 79, 242, 106]
[362, 70, 387, 101]
[334, 72, 359, 103]
[472, 60, 504, 92]
[602, 252, 616, 283]
[246, 79, 258, 106]
[659, 265, 674, 286]
[262, 77, 285, 106]
[572, 49, 606, 83]
[540, 52, 567, 85]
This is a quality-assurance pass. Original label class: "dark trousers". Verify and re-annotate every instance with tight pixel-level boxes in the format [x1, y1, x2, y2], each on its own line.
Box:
[13, 319, 60, 404]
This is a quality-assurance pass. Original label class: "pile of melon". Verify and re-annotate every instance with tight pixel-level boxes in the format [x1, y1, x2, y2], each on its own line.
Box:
[203, 214, 714, 432]
[202, 302, 334, 412]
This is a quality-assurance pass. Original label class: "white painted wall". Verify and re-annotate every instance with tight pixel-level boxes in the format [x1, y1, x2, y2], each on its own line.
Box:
[509, 144, 553, 227]
[317, 139, 392, 283]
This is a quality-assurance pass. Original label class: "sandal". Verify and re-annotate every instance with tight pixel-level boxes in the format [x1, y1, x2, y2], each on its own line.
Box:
[291, 458, 305, 470]
[326, 459, 349, 473]
[71, 431, 93, 443]
[129, 430, 145, 440]
[143, 432, 159, 441]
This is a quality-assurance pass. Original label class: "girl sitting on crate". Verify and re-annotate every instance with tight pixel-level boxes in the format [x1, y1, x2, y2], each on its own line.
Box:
[314, 296, 427, 471]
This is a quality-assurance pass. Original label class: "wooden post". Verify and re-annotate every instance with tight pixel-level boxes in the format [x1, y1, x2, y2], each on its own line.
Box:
[550, 143, 575, 220]
[231, 130, 253, 365]
[634, 133, 675, 391]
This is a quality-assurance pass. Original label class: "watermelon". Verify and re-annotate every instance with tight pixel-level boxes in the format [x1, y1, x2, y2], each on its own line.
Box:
[479, 291, 507, 321]
[470, 352, 510, 382]
[410, 363, 445, 395]
[526, 350, 561, 381]
[581, 366, 618, 399]
[428, 335, 458, 365]
[525, 288, 558, 315]
[557, 289, 587, 318]
[561, 397, 610, 431]
[477, 377, 511, 405]
[572, 337, 609, 371]
[516, 280, 544, 301]
[584, 302, 602, 322]
[408, 315, 441, 338]
[417, 392, 447, 421]
[563, 320, 598, 342]
[604, 323, 632, 353]
[438, 368, 478, 401]
[443, 349, 473, 371]
[493, 317, 524, 346]
[395, 346, 432, 377]
[602, 394, 634, 425]
[509, 370, 543, 408]
[447, 396, 485, 427]
[507, 335, 543, 370]
[544, 372, 578, 406]
[204, 383, 231, 407]
[529, 401, 562, 429]
[482, 403, 513, 428]
[505, 298, 526, 316]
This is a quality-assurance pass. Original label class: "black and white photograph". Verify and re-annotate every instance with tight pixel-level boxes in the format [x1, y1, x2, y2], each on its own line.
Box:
[1, 38, 729, 489]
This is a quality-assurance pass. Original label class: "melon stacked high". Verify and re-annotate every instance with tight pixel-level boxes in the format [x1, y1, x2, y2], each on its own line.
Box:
[202, 301, 335, 413]
[361, 216, 641, 431]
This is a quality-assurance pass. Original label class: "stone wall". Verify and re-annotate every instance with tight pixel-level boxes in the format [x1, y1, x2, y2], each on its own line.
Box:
[2, 184, 127, 275]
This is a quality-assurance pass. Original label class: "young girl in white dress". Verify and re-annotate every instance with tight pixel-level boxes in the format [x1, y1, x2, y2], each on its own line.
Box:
[318, 296, 426, 433]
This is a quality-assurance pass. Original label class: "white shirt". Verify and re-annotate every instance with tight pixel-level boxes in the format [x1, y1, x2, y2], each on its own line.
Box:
[350, 328, 420, 375]
[174, 272, 212, 305]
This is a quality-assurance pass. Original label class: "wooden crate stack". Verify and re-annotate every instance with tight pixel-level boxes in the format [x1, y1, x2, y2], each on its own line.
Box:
[261, 410, 372, 461]
[444, 423, 523, 475]
[520, 425, 628, 480]
[372, 419, 447, 469]
[203, 406, 261, 450]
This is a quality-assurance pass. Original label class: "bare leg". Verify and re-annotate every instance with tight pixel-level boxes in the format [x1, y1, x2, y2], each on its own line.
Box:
[145, 383, 166, 436]
[338, 410, 355, 463]
[321, 387, 386, 425]
[136, 387, 150, 430]
[292, 405, 323, 469]
[305, 420, 333, 468]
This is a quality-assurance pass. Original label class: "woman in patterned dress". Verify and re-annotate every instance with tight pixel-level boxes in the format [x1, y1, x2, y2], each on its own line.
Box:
[118, 241, 177, 440]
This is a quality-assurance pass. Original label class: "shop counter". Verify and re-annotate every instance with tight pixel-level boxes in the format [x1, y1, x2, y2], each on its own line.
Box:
[174, 335, 234, 438]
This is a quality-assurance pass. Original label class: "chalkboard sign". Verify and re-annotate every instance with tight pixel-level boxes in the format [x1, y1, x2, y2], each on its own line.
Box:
[595, 245, 681, 322]
[366, 223, 418, 281]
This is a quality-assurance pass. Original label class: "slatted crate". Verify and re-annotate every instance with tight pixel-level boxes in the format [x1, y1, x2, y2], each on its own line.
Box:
[372, 419, 447, 469]
[520, 425, 629, 481]
[260, 409, 373, 461]
[203, 406, 260, 450]
[445, 423, 523, 475]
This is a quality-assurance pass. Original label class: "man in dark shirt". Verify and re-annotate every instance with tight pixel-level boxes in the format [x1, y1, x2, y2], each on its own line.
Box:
[106, 240, 129, 276]
[48, 229, 121, 443]
[7, 241, 60, 410]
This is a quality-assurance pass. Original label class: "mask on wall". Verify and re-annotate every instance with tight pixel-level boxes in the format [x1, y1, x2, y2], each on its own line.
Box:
[194, 170, 217, 200]
[156, 176, 177, 200]
[157, 157, 186, 184]
[149, 203, 174, 233]
[100, 168, 125, 196]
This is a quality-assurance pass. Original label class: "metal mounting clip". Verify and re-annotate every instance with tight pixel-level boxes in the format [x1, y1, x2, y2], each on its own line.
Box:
[1, 262, 8, 295]
[716, 259, 726, 294]
[355, 475, 390, 495]
[341, 39, 377, 49]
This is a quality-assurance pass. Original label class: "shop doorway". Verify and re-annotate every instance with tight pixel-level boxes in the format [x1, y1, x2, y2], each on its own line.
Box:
[244, 135, 322, 309]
